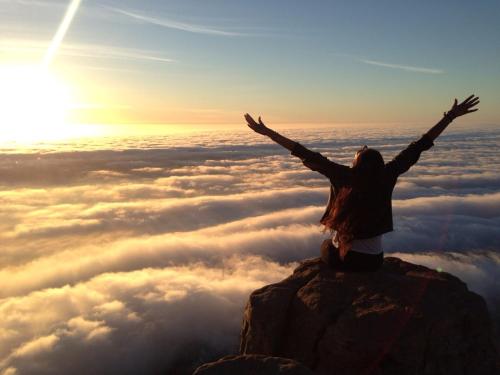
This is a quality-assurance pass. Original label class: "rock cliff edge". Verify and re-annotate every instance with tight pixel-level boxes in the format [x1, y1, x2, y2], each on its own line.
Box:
[196, 257, 498, 374]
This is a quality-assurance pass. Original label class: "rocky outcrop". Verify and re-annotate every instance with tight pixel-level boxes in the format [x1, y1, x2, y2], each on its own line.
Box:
[193, 354, 315, 375]
[240, 257, 498, 375]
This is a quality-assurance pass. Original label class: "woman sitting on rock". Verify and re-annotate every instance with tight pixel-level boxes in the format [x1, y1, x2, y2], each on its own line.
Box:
[245, 95, 479, 272]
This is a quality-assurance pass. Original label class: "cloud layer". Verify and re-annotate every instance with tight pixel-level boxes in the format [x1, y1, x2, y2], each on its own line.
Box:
[0, 256, 295, 375]
[0, 126, 499, 374]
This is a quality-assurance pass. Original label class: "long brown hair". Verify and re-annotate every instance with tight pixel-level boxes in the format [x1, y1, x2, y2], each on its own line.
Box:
[322, 148, 385, 258]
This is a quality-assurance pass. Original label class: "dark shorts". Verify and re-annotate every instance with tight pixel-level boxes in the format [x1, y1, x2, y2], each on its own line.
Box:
[320, 239, 384, 272]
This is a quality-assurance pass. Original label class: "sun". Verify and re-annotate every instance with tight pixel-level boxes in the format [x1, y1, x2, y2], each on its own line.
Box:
[0, 64, 81, 142]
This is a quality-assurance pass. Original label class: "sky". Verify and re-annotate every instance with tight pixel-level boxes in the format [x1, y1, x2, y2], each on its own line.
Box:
[0, 0, 499, 135]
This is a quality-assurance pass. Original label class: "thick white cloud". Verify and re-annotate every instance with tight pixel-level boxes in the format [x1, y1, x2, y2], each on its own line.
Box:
[0, 126, 499, 374]
[0, 256, 295, 375]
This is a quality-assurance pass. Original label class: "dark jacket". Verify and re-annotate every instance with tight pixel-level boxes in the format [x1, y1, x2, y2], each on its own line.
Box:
[291, 134, 434, 239]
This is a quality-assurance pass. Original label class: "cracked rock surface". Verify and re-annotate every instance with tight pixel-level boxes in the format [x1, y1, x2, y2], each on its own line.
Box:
[240, 257, 498, 375]
[193, 354, 315, 375]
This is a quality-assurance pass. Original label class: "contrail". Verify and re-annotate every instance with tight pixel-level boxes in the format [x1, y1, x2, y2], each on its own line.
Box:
[108, 6, 245, 37]
[359, 59, 444, 74]
[43, 0, 83, 67]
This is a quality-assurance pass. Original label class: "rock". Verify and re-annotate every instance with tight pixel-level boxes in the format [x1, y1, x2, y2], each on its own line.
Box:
[240, 257, 498, 375]
[192, 354, 315, 375]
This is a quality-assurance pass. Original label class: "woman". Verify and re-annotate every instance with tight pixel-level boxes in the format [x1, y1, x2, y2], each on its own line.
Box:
[245, 95, 479, 272]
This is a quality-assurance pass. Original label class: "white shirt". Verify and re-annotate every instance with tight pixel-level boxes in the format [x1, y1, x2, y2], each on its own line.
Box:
[332, 234, 383, 255]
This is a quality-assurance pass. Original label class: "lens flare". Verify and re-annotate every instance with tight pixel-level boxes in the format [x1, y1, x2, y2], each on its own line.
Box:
[43, 0, 83, 67]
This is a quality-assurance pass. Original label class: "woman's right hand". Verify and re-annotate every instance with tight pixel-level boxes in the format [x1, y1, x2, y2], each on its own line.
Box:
[245, 113, 271, 136]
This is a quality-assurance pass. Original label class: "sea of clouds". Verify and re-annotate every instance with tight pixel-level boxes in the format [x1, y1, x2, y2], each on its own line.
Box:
[0, 125, 499, 374]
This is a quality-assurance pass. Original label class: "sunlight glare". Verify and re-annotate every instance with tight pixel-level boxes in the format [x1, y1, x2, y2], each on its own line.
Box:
[0, 64, 80, 142]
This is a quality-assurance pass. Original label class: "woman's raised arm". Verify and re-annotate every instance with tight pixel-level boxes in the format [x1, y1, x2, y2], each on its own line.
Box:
[425, 95, 480, 142]
[386, 95, 480, 178]
[244, 113, 351, 186]
[245, 113, 296, 151]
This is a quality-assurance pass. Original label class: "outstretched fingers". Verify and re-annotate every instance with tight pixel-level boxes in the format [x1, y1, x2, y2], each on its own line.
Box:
[245, 113, 259, 126]
[466, 108, 479, 114]
[244, 113, 252, 122]
[448, 95, 480, 118]
[462, 95, 480, 107]
[245, 113, 270, 135]
[459, 95, 480, 116]
[465, 97, 480, 110]
[462, 94, 476, 104]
